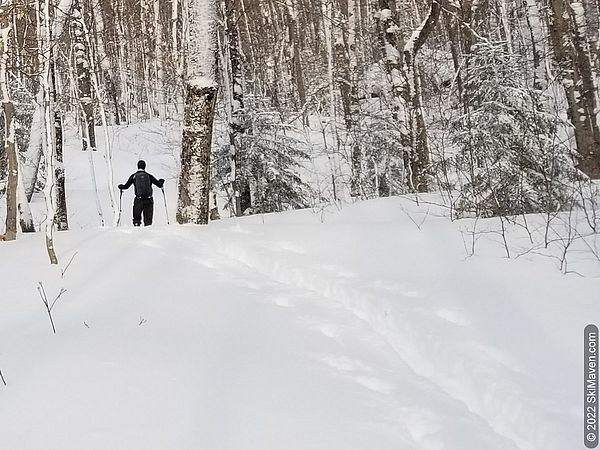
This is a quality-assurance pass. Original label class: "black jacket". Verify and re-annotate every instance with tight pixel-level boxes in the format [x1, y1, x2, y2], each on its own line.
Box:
[119, 170, 164, 198]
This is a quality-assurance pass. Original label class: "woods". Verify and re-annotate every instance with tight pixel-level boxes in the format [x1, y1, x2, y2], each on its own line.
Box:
[0, 0, 599, 247]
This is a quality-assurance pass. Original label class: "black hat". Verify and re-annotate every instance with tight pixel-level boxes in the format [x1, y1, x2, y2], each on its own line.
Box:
[137, 160, 146, 170]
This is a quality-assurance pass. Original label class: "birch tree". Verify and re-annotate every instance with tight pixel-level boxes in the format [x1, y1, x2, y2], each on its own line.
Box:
[337, 0, 362, 197]
[39, 0, 58, 263]
[1, 0, 16, 241]
[71, 0, 96, 151]
[545, 0, 600, 178]
[176, 0, 218, 224]
[220, 0, 249, 216]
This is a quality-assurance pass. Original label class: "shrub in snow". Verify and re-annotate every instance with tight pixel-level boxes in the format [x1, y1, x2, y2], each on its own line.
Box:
[450, 42, 576, 218]
[213, 105, 312, 215]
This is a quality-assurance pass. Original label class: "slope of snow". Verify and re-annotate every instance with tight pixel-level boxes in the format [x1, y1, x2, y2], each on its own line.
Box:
[0, 120, 597, 450]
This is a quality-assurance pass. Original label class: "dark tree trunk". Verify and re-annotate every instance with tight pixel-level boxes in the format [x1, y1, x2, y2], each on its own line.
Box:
[3, 100, 17, 241]
[546, 0, 600, 177]
[72, 0, 96, 150]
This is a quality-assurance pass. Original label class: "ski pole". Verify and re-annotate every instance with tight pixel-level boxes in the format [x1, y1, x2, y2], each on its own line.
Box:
[161, 187, 170, 225]
[117, 189, 123, 226]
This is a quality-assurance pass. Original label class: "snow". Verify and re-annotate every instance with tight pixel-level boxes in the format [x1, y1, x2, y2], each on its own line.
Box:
[0, 120, 598, 449]
[189, 76, 219, 89]
[571, 1, 587, 33]
[379, 8, 392, 20]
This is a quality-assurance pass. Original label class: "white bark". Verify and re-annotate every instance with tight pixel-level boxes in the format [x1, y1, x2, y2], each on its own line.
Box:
[17, 166, 34, 232]
[39, 0, 58, 263]
[186, 0, 217, 82]
[22, 98, 43, 200]
[177, 0, 218, 224]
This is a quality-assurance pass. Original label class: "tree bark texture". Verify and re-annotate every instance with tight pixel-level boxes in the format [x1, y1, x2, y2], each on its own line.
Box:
[176, 84, 218, 224]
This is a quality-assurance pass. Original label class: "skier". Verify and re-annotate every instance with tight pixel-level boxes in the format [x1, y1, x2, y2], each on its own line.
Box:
[118, 160, 165, 226]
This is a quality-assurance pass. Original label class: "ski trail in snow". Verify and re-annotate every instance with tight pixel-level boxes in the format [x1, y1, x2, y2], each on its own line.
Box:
[205, 231, 571, 450]
[162, 230, 523, 449]
[0, 224, 576, 450]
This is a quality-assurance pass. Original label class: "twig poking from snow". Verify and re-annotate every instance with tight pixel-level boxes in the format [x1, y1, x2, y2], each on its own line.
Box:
[61, 252, 78, 279]
[400, 205, 430, 230]
[37, 282, 67, 334]
[0, 369, 6, 386]
[138, 317, 147, 326]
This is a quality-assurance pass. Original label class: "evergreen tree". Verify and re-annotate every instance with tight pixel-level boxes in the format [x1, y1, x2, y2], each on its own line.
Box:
[214, 104, 312, 215]
[452, 42, 575, 218]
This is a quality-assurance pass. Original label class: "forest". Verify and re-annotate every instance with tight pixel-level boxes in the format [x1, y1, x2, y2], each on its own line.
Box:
[0, 0, 600, 259]
[0, 2, 599, 448]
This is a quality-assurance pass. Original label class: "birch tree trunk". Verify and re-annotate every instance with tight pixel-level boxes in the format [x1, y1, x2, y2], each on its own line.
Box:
[221, 0, 248, 216]
[72, 0, 96, 151]
[402, 0, 440, 192]
[51, 54, 68, 231]
[1, 5, 16, 241]
[177, 0, 219, 224]
[337, 0, 362, 197]
[40, 0, 58, 264]
[17, 169, 34, 232]
[546, 0, 600, 177]
[50, 0, 73, 231]
[377, 0, 439, 192]
[284, 0, 307, 123]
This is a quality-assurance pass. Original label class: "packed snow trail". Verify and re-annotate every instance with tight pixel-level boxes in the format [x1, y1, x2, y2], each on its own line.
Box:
[1, 225, 524, 450]
[0, 201, 594, 449]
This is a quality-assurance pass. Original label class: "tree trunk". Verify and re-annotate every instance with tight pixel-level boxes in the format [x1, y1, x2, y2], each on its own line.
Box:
[72, 0, 96, 150]
[284, 0, 307, 123]
[40, 0, 58, 264]
[1, 4, 16, 241]
[177, 84, 218, 224]
[377, 0, 439, 192]
[221, 0, 248, 216]
[177, 0, 219, 225]
[337, 0, 362, 197]
[51, 49, 68, 231]
[17, 169, 35, 232]
[546, 0, 600, 177]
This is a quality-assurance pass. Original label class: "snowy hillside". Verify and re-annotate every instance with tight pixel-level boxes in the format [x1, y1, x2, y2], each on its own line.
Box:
[0, 121, 597, 450]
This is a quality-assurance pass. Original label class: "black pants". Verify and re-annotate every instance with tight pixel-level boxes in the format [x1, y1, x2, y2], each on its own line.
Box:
[133, 197, 154, 226]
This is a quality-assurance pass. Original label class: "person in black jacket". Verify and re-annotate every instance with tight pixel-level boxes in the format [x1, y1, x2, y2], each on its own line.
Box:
[118, 160, 165, 226]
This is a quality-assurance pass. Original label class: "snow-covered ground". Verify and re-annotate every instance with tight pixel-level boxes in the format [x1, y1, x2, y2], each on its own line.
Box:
[0, 121, 597, 449]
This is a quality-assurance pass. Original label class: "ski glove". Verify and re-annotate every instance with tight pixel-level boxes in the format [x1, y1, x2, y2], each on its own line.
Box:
[118, 184, 125, 190]
[158, 179, 165, 188]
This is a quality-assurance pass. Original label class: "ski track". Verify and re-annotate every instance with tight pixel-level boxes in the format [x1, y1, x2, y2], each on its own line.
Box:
[0, 211, 583, 450]
[204, 226, 575, 450]
[166, 229, 522, 450]
[0, 226, 523, 450]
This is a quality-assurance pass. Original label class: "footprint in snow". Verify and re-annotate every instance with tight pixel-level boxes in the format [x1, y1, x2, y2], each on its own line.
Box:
[318, 323, 340, 338]
[372, 280, 421, 298]
[274, 241, 307, 254]
[320, 354, 371, 372]
[354, 375, 394, 394]
[320, 264, 355, 279]
[272, 296, 293, 307]
[189, 256, 218, 269]
[320, 354, 394, 394]
[435, 308, 471, 326]
[139, 239, 162, 249]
